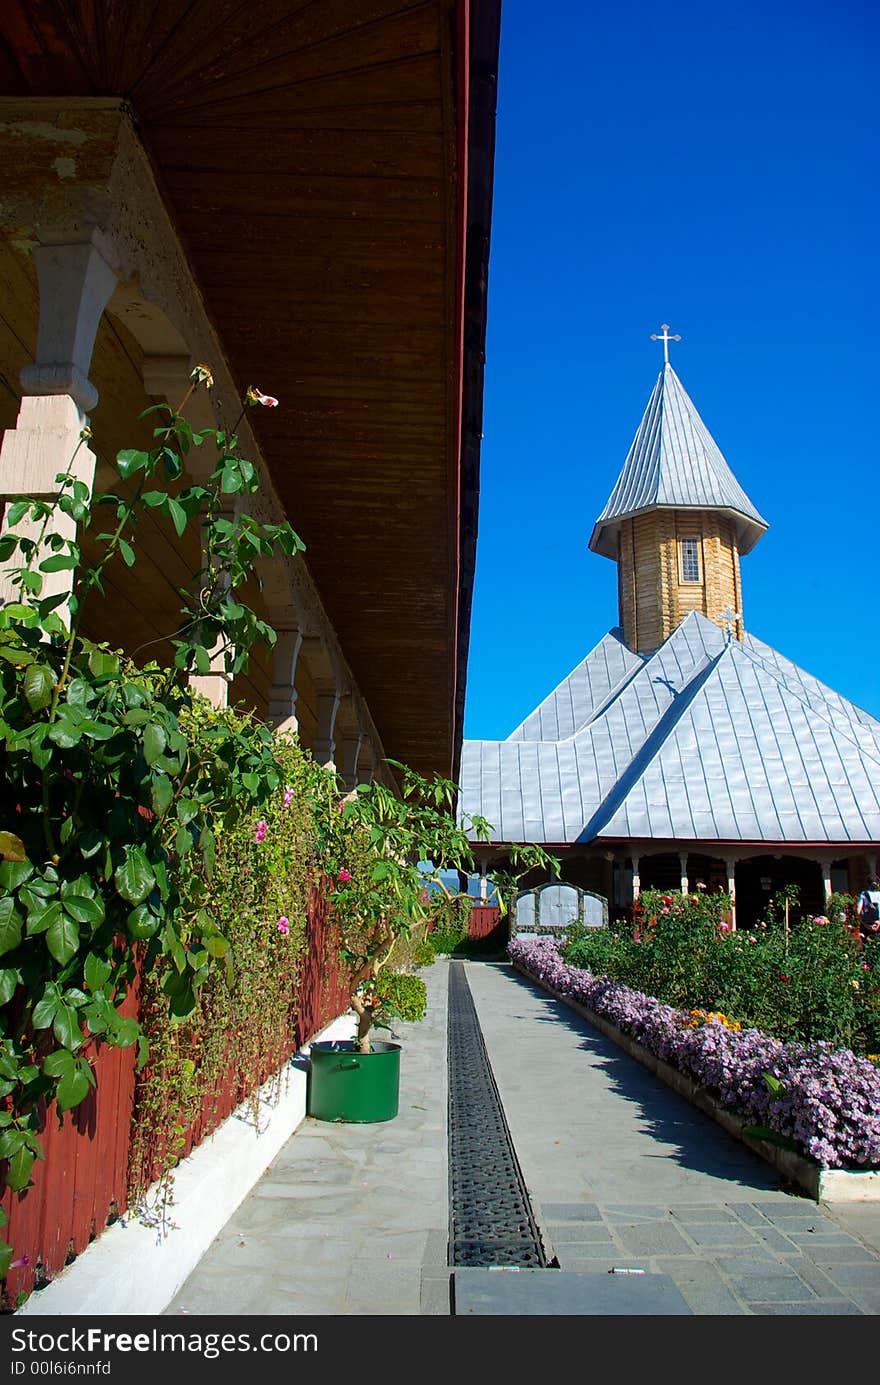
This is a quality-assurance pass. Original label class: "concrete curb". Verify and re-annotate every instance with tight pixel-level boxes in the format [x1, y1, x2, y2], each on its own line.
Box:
[18, 1012, 357, 1316]
[513, 961, 880, 1204]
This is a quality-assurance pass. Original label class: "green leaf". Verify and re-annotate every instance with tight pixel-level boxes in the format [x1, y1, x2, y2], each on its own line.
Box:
[5, 499, 31, 526]
[0, 832, 26, 863]
[204, 935, 228, 959]
[52, 1001, 82, 1050]
[151, 774, 174, 817]
[0, 898, 24, 956]
[0, 1129, 25, 1159]
[47, 913, 80, 966]
[118, 538, 136, 568]
[143, 722, 167, 766]
[194, 644, 211, 675]
[109, 1015, 139, 1048]
[60, 893, 103, 926]
[38, 553, 78, 573]
[0, 859, 32, 890]
[141, 491, 169, 510]
[87, 649, 120, 678]
[762, 1073, 785, 1099]
[136, 1036, 150, 1071]
[84, 953, 112, 992]
[115, 848, 156, 905]
[22, 663, 54, 713]
[32, 990, 60, 1029]
[0, 969, 19, 1005]
[116, 449, 151, 479]
[167, 499, 187, 537]
[56, 1067, 90, 1111]
[48, 716, 83, 749]
[125, 904, 161, 940]
[78, 829, 104, 860]
[5, 1145, 35, 1191]
[25, 898, 63, 937]
[220, 465, 242, 494]
[43, 1049, 75, 1078]
[0, 1240, 12, 1278]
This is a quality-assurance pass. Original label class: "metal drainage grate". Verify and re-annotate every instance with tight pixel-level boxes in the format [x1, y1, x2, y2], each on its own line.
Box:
[447, 962, 547, 1268]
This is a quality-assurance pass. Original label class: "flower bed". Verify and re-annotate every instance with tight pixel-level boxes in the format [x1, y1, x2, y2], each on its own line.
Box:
[509, 937, 880, 1171]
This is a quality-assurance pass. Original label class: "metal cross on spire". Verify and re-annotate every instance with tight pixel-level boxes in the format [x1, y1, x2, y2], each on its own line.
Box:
[650, 323, 681, 364]
[720, 604, 741, 639]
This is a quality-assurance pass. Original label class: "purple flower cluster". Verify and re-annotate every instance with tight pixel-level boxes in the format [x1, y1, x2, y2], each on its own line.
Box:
[509, 937, 880, 1170]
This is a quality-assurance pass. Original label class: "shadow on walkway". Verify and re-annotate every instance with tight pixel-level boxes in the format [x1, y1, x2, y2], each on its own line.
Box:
[478, 962, 789, 1195]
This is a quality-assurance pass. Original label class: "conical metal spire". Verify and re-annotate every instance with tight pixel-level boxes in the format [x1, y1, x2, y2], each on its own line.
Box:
[589, 363, 767, 559]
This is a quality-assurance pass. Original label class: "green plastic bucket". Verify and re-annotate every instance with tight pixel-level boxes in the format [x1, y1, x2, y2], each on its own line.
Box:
[307, 1040, 401, 1123]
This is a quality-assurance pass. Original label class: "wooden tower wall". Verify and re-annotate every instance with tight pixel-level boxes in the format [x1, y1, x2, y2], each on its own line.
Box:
[617, 510, 742, 654]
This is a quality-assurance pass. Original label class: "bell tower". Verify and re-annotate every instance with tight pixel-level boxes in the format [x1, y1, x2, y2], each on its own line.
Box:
[589, 328, 767, 655]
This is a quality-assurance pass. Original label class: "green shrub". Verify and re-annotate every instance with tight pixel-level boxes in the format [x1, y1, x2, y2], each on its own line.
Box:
[560, 888, 880, 1053]
[375, 970, 427, 1025]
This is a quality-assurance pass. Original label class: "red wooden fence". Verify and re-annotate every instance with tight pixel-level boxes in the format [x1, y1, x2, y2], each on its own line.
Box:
[468, 904, 506, 944]
[0, 887, 350, 1309]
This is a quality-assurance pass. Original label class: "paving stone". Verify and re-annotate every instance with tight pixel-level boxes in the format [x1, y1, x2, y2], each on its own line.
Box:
[733, 1275, 818, 1304]
[818, 1263, 880, 1290]
[751, 1200, 820, 1218]
[670, 1206, 738, 1223]
[728, 1203, 771, 1227]
[453, 1268, 693, 1315]
[556, 1241, 622, 1262]
[752, 1226, 801, 1255]
[684, 1224, 761, 1248]
[752, 1301, 863, 1316]
[601, 1205, 673, 1223]
[618, 1224, 694, 1256]
[791, 1258, 854, 1300]
[802, 1243, 880, 1266]
[542, 1202, 602, 1221]
[420, 1272, 451, 1316]
[547, 1225, 616, 1245]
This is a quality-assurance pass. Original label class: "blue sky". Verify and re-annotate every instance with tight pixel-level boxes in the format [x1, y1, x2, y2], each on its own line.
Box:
[463, 1, 878, 741]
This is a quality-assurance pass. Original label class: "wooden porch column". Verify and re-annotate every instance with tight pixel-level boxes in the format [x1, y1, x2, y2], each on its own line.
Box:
[0, 238, 117, 621]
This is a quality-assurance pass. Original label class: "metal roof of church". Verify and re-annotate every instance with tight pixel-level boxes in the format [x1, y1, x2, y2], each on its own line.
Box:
[459, 611, 880, 845]
[589, 364, 768, 558]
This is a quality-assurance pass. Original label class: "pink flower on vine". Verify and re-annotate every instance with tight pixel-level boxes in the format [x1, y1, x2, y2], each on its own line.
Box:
[276, 916, 290, 935]
[338, 868, 351, 883]
[255, 820, 268, 844]
[11, 1255, 29, 1268]
[421, 889, 430, 904]
[246, 386, 279, 408]
[283, 785, 294, 808]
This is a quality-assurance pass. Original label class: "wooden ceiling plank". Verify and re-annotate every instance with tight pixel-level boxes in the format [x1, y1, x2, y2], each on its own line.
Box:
[136, 0, 429, 106]
[140, 6, 440, 115]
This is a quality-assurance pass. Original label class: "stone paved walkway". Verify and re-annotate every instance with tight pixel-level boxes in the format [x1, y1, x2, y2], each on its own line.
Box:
[168, 960, 880, 1316]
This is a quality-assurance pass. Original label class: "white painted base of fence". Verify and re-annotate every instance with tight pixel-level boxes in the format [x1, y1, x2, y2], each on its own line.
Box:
[17, 1011, 357, 1317]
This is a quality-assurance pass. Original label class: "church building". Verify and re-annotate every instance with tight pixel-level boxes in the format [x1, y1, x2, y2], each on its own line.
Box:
[460, 332, 880, 929]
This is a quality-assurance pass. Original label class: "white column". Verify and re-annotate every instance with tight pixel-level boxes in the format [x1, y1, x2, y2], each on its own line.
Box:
[340, 731, 363, 792]
[725, 857, 737, 931]
[679, 851, 689, 895]
[314, 689, 341, 771]
[821, 859, 833, 910]
[266, 629, 303, 737]
[357, 740, 376, 785]
[0, 239, 117, 620]
[631, 854, 641, 903]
